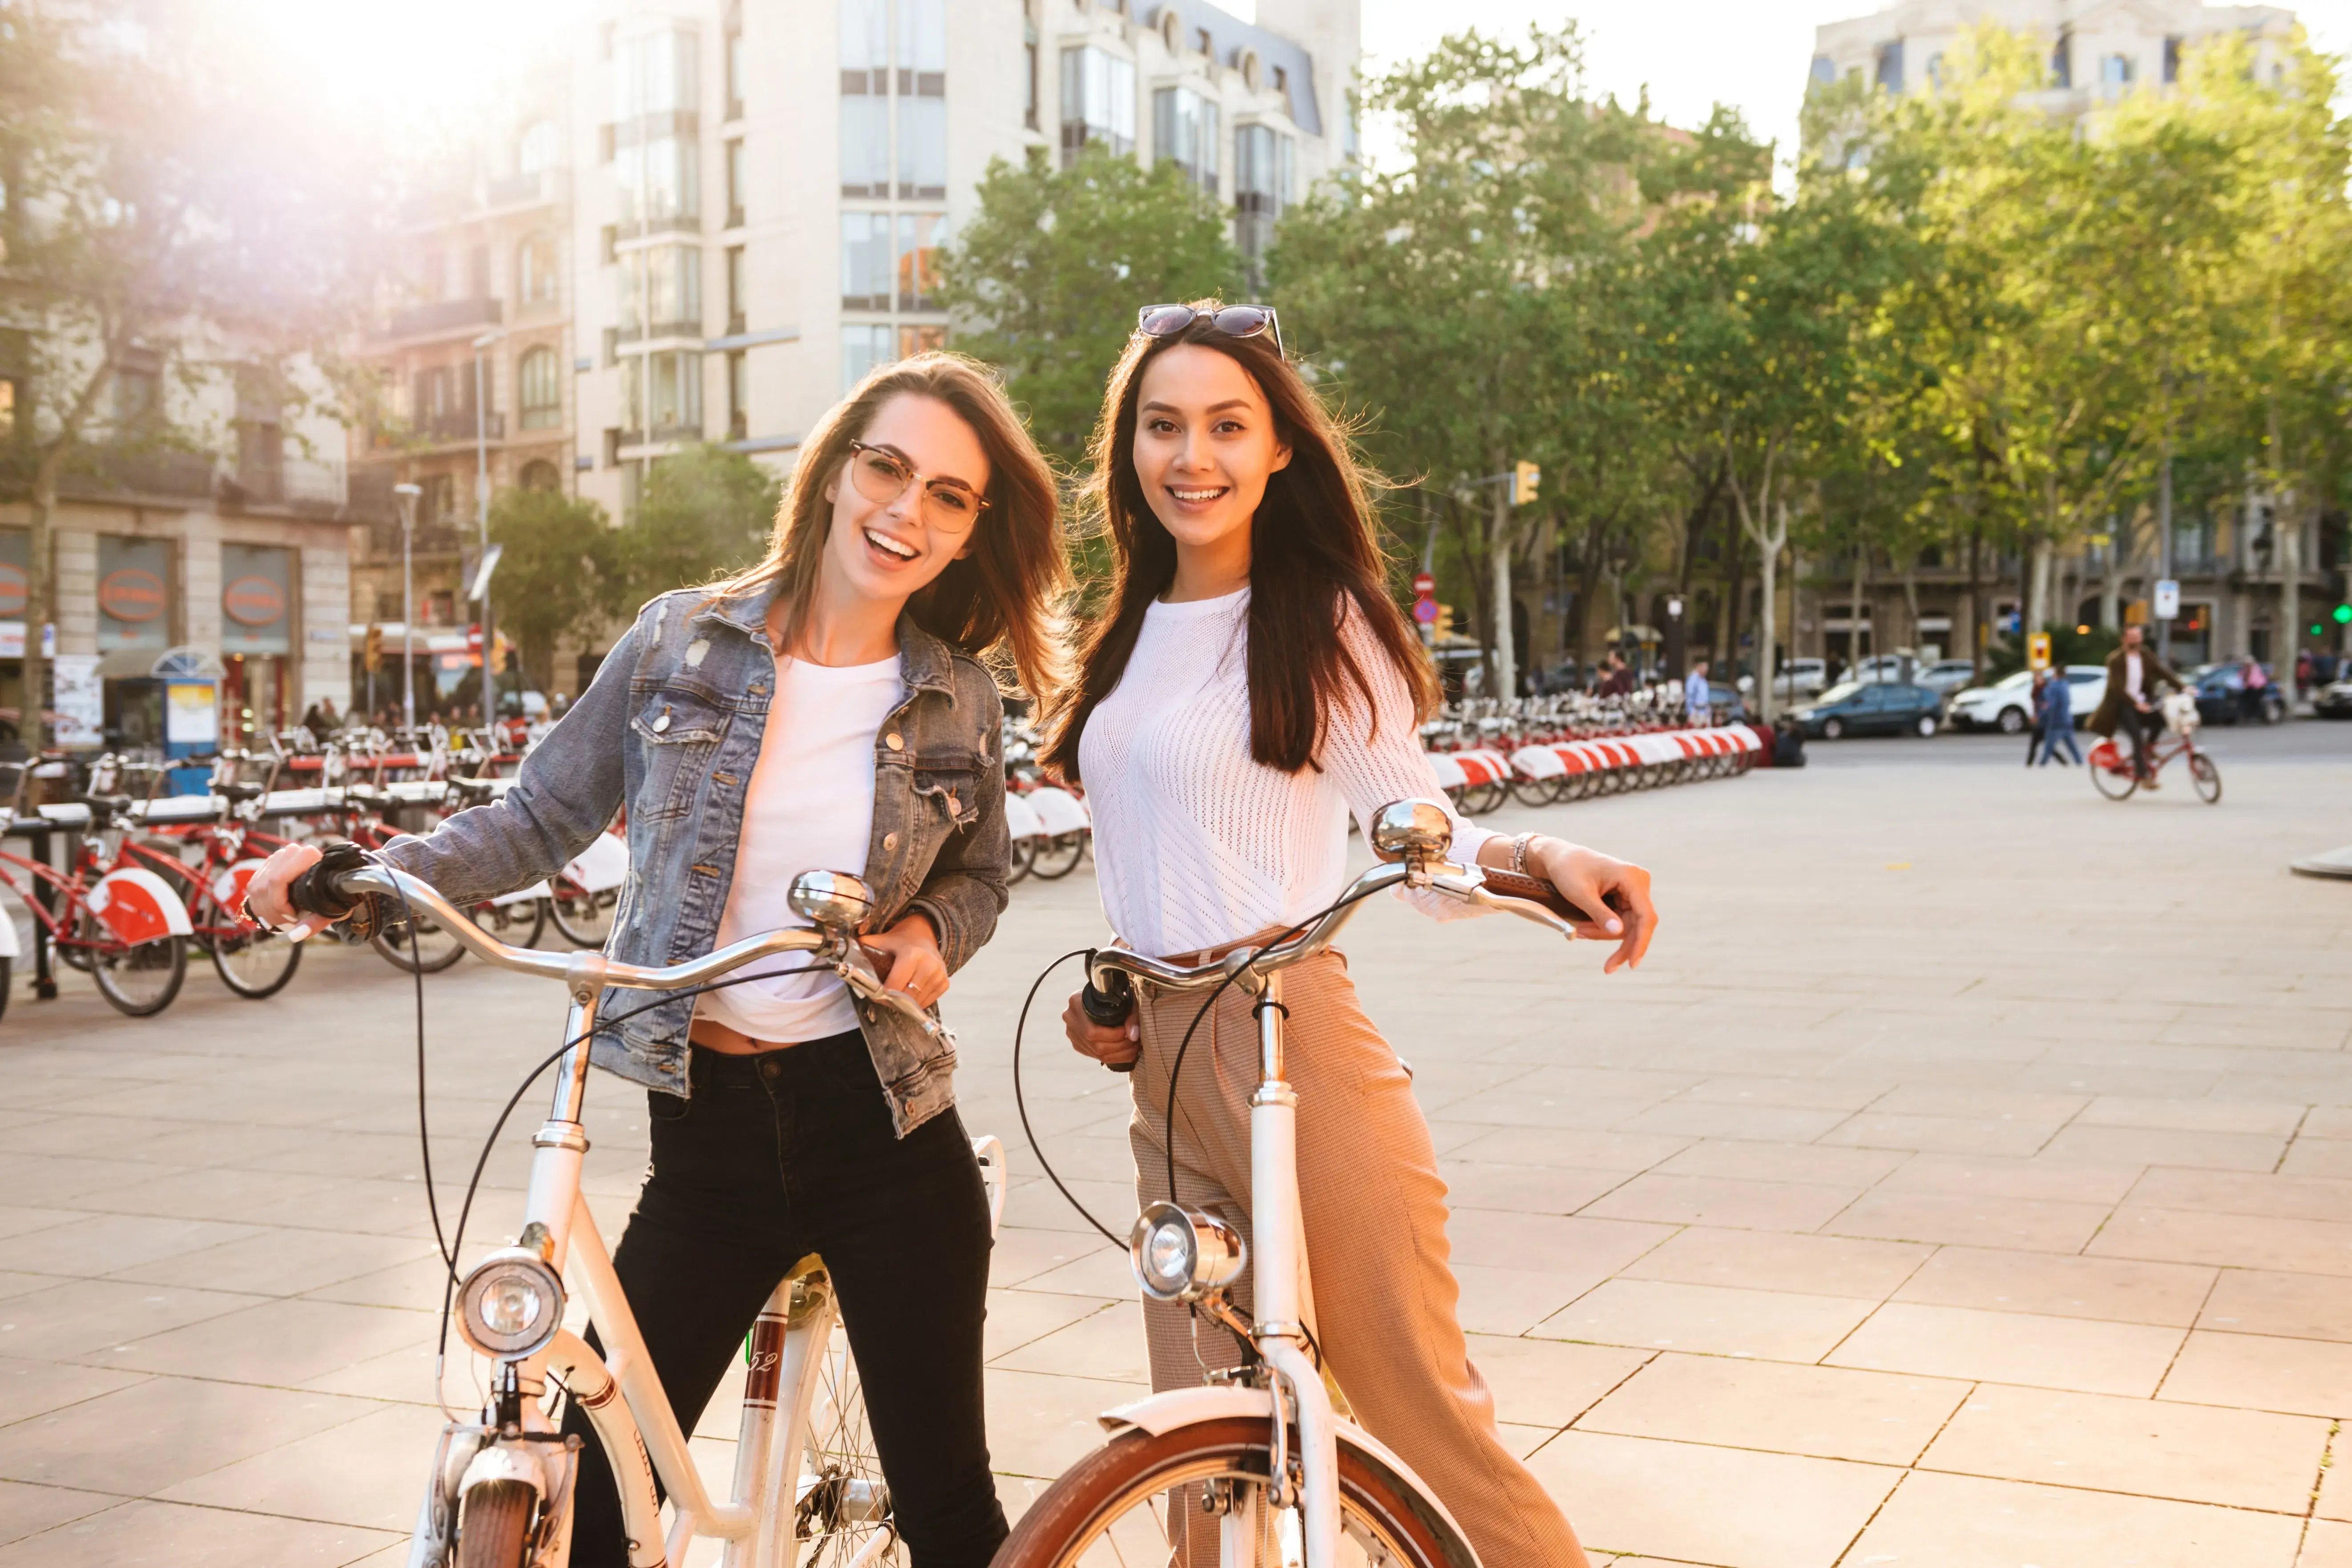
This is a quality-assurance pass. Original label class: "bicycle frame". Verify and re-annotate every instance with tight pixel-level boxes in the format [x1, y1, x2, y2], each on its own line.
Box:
[1082, 805, 1575, 1568]
[343, 864, 964, 1568]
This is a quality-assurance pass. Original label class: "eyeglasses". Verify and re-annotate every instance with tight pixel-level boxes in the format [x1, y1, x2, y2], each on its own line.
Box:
[1135, 302, 1285, 359]
[845, 441, 989, 533]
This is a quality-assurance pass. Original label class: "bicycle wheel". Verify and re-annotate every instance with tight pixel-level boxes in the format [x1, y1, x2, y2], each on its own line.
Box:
[546, 882, 618, 948]
[996, 1416, 1471, 1568]
[1454, 780, 1506, 816]
[1030, 831, 1087, 882]
[83, 919, 188, 1017]
[2090, 742, 2137, 801]
[454, 1476, 534, 1568]
[373, 907, 465, 972]
[798, 1316, 903, 1567]
[210, 922, 302, 1000]
[1507, 774, 1563, 807]
[481, 896, 547, 949]
[1006, 835, 1035, 886]
[2189, 752, 2222, 804]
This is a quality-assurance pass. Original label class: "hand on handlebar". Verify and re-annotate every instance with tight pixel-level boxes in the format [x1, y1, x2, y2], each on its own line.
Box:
[1064, 990, 1141, 1067]
[861, 912, 950, 1011]
[240, 841, 332, 942]
[1511, 838, 1658, 974]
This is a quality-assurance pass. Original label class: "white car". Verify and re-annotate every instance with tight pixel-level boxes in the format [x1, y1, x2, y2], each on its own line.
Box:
[1949, 665, 2106, 734]
[1917, 659, 1980, 695]
[1737, 657, 1827, 697]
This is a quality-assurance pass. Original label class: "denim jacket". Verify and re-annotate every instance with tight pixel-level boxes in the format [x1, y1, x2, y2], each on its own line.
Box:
[376, 584, 1010, 1136]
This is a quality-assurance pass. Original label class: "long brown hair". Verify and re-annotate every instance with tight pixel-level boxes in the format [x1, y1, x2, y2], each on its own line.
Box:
[712, 353, 1067, 697]
[1041, 303, 1433, 778]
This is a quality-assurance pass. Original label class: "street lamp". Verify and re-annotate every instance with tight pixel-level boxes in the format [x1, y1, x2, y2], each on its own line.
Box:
[472, 329, 504, 741]
[393, 482, 421, 733]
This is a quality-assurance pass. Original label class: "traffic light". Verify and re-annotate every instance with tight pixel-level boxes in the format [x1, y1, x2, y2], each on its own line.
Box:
[1512, 460, 1541, 506]
[363, 624, 383, 665]
[2334, 603, 2351, 625]
[1434, 604, 1455, 640]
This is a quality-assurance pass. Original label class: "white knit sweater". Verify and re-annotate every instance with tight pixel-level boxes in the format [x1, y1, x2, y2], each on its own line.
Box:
[1078, 587, 1496, 958]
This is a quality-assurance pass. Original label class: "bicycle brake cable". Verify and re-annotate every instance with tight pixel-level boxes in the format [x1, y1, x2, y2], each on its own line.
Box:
[1010, 949, 1126, 1249]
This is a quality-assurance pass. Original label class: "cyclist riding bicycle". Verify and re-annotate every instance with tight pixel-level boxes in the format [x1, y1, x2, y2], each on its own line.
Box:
[2086, 624, 2183, 789]
[245, 354, 1066, 1568]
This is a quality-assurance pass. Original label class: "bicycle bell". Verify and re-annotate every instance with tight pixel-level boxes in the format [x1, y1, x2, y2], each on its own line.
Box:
[787, 869, 875, 931]
[1368, 798, 1453, 864]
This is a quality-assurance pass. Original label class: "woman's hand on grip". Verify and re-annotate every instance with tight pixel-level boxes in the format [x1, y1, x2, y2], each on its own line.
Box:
[1513, 838, 1658, 975]
[240, 841, 333, 942]
[863, 913, 950, 1009]
[1063, 990, 1141, 1066]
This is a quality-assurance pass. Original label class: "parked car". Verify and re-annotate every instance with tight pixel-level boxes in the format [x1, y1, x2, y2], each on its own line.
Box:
[1736, 657, 1827, 698]
[1789, 680, 1944, 739]
[2316, 669, 2352, 719]
[2188, 662, 2287, 725]
[1948, 665, 2105, 734]
[1916, 659, 1980, 695]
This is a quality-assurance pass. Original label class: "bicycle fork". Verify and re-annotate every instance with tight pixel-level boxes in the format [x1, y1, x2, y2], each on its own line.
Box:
[1243, 970, 1341, 1568]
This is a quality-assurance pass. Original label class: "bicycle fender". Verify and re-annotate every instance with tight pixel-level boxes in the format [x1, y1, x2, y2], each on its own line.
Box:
[89, 867, 194, 943]
[210, 859, 270, 927]
[1026, 785, 1092, 837]
[492, 881, 553, 907]
[1003, 790, 1047, 842]
[0, 899, 17, 958]
[1094, 1387, 1479, 1559]
[563, 830, 631, 894]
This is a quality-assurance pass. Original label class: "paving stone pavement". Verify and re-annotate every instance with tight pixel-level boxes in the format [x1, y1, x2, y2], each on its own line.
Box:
[0, 728, 2346, 1566]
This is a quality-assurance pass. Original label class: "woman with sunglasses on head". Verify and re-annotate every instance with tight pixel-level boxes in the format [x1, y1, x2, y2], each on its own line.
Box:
[245, 354, 1065, 1568]
[1048, 302, 1659, 1568]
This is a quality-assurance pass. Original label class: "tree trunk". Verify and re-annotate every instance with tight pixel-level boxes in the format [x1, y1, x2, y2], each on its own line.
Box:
[1964, 524, 1984, 671]
[2280, 494, 2302, 697]
[1754, 504, 1788, 725]
[24, 455, 61, 752]
[2027, 538, 2053, 633]
[1849, 546, 1866, 671]
[1902, 554, 1921, 655]
[1489, 481, 1517, 700]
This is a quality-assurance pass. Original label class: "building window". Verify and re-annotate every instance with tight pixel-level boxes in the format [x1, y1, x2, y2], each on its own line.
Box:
[517, 233, 561, 307]
[896, 213, 944, 310]
[1235, 122, 1293, 281]
[618, 245, 702, 338]
[1154, 86, 1219, 193]
[727, 350, 749, 439]
[842, 323, 894, 390]
[1810, 55, 1836, 87]
[519, 458, 561, 491]
[2101, 53, 2134, 93]
[898, 323, 946, 359]
[726, 138, 747, 227]
[1925, 52, 1945, 89]
[1024, 18, 1039, 129]
[626, 350, 703, 437]
[469, 244, 492, 298]
[2051, 31, 2072, 89]
[615, 27, 698, 118]
[518, 347, 562, 430]
[1875, 40, 1903, 93]
[616, 134, 700, 230]
[842, 213, 894, 310]
[726, 245, 746, 334]
[1061, 46, 1136, 165]
[726, 20, 746, 119]
[2163, 35, 2183, 84]
[899, 91, 947, 199]
[841, 0, 890, 197]
[114, 354, 162, 431]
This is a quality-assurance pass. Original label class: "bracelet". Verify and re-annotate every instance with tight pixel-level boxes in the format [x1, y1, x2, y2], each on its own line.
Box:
[1509, 832, 1538, 877]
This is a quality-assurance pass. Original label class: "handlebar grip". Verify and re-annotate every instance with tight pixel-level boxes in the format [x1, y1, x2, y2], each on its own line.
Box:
[1081, 962, 1138, 1074]
[287, 839, 372, 921]
[1478, 867, 1587, 923]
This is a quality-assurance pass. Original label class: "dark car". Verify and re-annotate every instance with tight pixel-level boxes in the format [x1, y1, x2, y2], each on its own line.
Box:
[2189, 662, 2287, 726]
[1790, 680, 1944, 739]
[2316, 669, 2352, 719]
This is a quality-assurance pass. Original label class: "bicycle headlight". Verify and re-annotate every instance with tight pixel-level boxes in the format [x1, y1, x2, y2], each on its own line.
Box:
[456, 1248, 565, 1358]
[1130, 1201, 1246, 1303]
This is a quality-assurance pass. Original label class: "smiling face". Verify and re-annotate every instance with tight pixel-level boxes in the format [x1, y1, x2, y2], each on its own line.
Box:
[1130, 344, 1292, 569]
[819, 392, 987, 605]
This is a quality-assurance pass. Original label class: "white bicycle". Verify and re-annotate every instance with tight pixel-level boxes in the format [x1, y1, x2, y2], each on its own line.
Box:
[298, 859, 1003, 1568]
[996, 798, 1579, 1568]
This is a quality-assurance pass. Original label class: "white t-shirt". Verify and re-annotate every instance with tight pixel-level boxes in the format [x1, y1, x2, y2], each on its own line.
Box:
[1079, 588, 1493, 958]
[696, 653, 904, 1043]
[2125, 653, 2144, 700]
[1684, 669, 1710, 719]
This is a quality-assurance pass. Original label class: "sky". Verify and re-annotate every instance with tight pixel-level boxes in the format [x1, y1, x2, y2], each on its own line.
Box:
[1359, 0, 2352, 171]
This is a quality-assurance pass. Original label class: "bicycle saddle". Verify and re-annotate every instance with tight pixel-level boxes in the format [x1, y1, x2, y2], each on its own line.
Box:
[217, 781, 266, 804]
[76, 793, 136, 827]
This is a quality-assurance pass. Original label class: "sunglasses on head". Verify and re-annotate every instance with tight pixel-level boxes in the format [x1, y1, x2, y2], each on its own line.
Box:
[1135, 302, 1285, 359]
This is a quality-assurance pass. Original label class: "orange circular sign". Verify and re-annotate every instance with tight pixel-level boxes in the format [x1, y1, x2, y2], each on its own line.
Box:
[0, 564, 24, 617]
[98, 568, 166, 623]
[222, 574, 285, 627]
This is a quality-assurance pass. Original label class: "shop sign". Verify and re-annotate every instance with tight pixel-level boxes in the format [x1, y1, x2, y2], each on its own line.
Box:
[98, 568, 167, 623]
[53, 654, 102, 748]
[0, 564, 24, 618]
[222, 574, 285, 627]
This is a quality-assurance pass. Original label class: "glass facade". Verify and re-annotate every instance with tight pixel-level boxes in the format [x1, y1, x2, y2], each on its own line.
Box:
[840, 0, 891, 197]
[626, 350, 703, 437]
[839, 0, 950, 389]
[1235, 124, 1294, 279]
[842, 324, 894, 389]
[1154, 86, 1219, 193]
[618, 245, 702, 338]
[896, 213, 944, 310]
[842, 212, 894, 310]
[615, 28, 698, 118]
[1061, 46, 1136, 165]
[518, 347, 562, 430]
[616, 135, 699, 229]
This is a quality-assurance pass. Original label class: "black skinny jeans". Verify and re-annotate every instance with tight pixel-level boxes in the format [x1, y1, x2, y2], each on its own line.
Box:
[564, 1035, 1005, 1568]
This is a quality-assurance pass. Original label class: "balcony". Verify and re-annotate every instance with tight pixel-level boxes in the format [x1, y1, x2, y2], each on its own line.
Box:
[418, 411, 505, 443]
[359, 518, 468, 560]
[219, 457, 347, 515]
[386, 296, 504, 341]
[0, 443, 217, 504]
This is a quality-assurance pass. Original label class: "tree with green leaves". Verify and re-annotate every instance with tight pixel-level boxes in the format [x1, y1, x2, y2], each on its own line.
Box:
[939, 145, 1241, 460]
[0, 2, 381, 745]
[487, 488, 613, 692]
[605, 443, 781, 613]
[1278, 25, 1651, 697]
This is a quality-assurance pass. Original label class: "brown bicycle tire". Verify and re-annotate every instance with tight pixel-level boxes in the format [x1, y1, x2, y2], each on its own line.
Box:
[454, 1477, 535, 1568]
[995, 1415, 1474, 1568]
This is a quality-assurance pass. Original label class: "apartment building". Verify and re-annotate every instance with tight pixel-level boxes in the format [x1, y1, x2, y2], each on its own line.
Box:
[569, 0, 1356, 536]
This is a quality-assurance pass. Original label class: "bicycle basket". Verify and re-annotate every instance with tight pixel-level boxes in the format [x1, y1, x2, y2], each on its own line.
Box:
[2162, 692, 2200, 734]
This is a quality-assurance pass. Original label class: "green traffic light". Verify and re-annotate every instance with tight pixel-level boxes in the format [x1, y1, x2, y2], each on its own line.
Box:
[2335, 603, 2352, 625]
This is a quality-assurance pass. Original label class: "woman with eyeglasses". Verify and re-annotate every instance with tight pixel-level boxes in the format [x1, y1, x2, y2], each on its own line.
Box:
[245, 354, 1065, 1568]
[1048, 302, 1659, 1568]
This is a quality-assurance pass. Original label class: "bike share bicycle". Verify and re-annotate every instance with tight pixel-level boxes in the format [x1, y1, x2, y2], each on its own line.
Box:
[2090, 691, 2221, 804]
[277, 854, 1002, 1568]
[998, 798, 1583, 1568]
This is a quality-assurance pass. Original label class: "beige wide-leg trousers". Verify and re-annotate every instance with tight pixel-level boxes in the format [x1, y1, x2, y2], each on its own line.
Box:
[1127, 948, 1589, 1568]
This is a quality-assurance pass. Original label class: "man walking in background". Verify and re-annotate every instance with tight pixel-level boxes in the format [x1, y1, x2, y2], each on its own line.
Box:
[2035, 666, 2080, 765]
[1684, 657, 1711, 726]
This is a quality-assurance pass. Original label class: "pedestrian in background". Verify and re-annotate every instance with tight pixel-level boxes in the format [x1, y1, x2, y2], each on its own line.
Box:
[1684, 657, 1711, 725]
[2024, 670, 2048, 765]
[2035, 668, 2080, 765]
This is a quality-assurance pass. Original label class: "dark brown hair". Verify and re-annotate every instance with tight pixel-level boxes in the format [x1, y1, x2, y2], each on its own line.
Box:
[1040, 302, 1434, 779]
[712, 352, 1068, 697]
